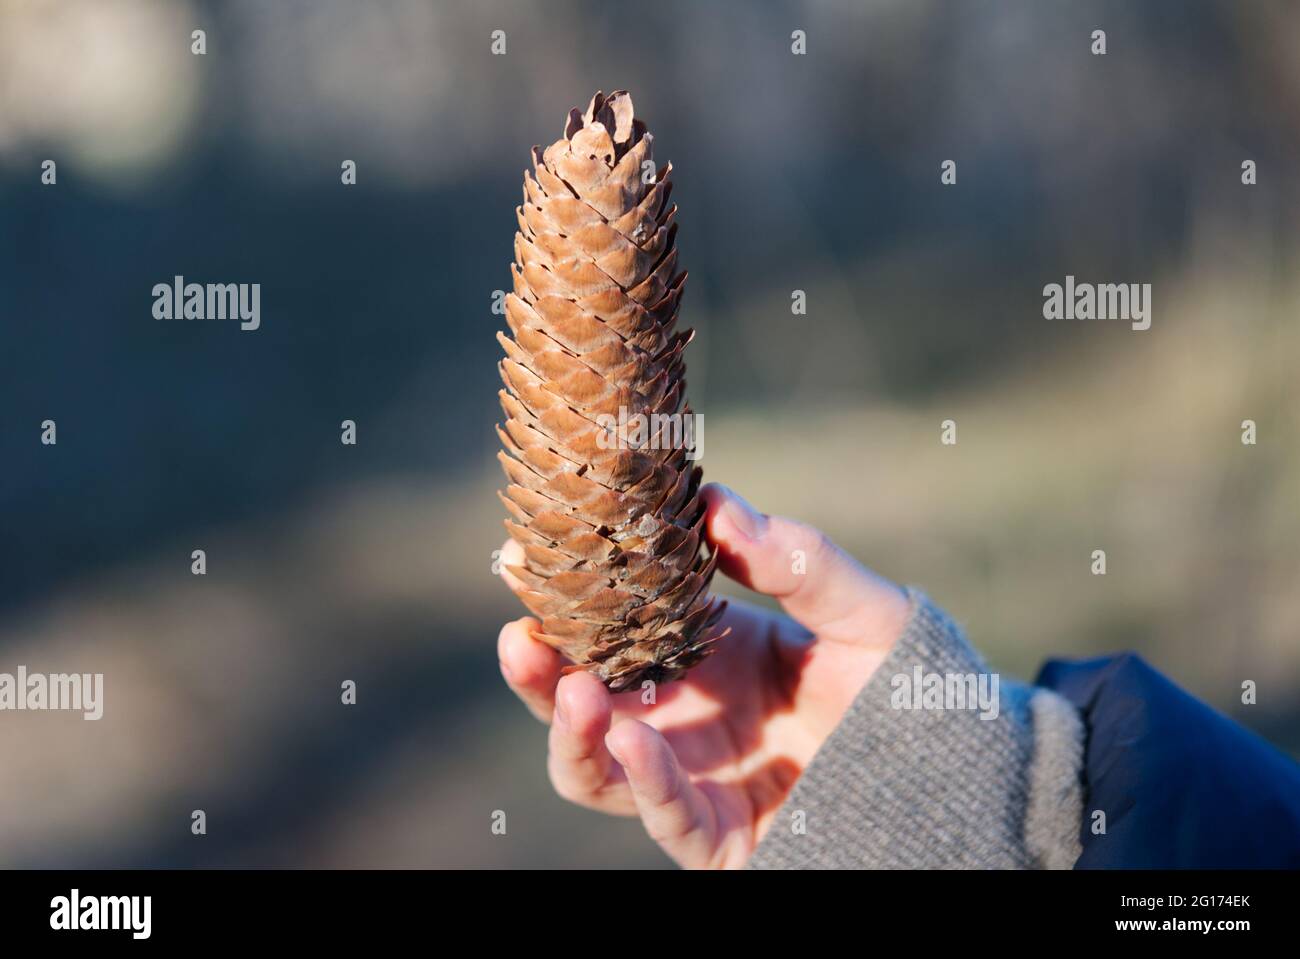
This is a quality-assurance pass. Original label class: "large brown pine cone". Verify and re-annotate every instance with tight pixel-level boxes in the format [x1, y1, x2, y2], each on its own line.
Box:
[496, 90, 727, 692]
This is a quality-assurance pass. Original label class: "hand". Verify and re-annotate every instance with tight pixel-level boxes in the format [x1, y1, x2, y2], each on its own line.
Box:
[496, 483, 911, 868]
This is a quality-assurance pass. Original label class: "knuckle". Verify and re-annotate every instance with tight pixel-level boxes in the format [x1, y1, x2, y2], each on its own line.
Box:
[547, 757, 592, 807]
[809, 527, 840, 565]
[646, 820, 694, 845]
[782, 520, 840, 574]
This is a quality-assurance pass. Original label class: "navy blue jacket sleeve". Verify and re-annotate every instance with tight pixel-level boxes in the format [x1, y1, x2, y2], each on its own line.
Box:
[1037, 653, 1300, 868]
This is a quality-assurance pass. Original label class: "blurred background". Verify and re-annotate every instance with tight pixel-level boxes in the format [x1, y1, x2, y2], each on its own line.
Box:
[1, 0, 1298, 867]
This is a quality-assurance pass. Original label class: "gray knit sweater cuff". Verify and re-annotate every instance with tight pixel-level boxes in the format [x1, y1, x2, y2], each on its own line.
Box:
[748, 589, 1084, 869]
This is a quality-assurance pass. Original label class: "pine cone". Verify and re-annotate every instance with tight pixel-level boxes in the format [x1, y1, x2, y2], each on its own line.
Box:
[496, 90, 727, 692]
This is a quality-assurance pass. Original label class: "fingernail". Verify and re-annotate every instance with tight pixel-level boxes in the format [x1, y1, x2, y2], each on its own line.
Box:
[605, 737, 627, 767]
[722, 487, 768, 540]
[553, 693, 569, 726]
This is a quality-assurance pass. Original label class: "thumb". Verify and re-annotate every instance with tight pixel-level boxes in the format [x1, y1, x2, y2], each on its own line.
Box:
[702, 483, 910, 646]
